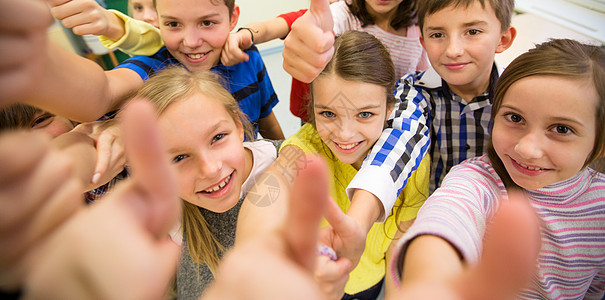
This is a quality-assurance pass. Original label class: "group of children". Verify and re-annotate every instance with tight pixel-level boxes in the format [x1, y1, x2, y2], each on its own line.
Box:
[0, 0, 604, 299]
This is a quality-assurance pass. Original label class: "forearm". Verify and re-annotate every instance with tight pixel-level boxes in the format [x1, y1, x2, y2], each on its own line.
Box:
[101, 9, 125, 41]
[258, 112, 285, 140]
[23, 43, 113, 122]
[236, 146, 304, 243]
[243, 18, 290, 44]
[99, 10, 163, 56]
[346, 190, 381, 234]
[401, 235, 464, 285]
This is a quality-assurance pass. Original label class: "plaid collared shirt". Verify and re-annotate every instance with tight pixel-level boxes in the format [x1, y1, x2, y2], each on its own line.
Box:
[359, 65, 499, 195]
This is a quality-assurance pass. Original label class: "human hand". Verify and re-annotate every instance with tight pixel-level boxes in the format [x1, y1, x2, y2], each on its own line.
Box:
[0, 131, 83, 292]
[314, 198, 365, 299]
[221, 30, 252, 66]
[0, 0, 53, 105]
[22, 100, 181, 299]
[48, 0, 124, 40]
[388, 197, 540, 300]
[204, 156, 330, 300]
[72, 120, 125, 188]
[282, 0, 334, 83]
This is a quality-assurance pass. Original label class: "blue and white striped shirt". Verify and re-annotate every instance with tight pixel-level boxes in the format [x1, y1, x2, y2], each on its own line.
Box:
[348, 65, 500, 218]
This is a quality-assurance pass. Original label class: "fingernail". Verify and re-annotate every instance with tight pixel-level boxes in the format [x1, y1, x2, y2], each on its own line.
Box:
[91, 172, 101, 185]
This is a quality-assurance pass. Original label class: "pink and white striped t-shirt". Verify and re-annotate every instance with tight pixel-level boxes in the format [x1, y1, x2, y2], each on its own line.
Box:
[391, 155, 605, 299]
[330, 1, 430, 79]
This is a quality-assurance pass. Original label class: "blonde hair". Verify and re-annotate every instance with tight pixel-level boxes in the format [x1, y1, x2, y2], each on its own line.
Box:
[135, 67, 252, 273]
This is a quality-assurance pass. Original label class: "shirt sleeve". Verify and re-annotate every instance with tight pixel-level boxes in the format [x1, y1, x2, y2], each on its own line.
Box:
[277, 9, 307, 30]
[389, 160, 503, 286]
[347, 72, 430, 222]
[99, 10, 163, 56]
[330, 1, 353, 36]
[247, 49, 279, 119]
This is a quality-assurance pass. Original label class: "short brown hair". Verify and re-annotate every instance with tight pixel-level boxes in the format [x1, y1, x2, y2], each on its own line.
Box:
[153, 0, 235, 16]
[417, 0, 514, 32]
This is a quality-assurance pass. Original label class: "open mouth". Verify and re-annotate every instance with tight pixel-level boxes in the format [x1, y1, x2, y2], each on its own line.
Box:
[201, 173, 233, 194]
[184, 51, 210, 61]
[514, 159, 545, 171]
[336, 141, 361, 150]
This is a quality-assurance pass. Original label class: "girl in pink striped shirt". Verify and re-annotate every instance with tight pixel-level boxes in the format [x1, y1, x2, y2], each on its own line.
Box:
[390, 38, 605, 299]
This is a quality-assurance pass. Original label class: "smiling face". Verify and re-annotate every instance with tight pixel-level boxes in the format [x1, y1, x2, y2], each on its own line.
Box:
[130, 0, 158, 28]
[156, 0, 239, 71]
[313, 74, 391, 169]
[420, 1, 514, 100]
[158, 93, 250, 212]
[492, 75, 598, 190]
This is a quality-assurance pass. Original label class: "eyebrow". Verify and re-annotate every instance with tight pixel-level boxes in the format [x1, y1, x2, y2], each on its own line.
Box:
[500, 105, 587, 128]
[160, 12, 221, 20]
[314, 104, 382, 110]
[425, 20, 488, 31]
[166, 120, 230, 154]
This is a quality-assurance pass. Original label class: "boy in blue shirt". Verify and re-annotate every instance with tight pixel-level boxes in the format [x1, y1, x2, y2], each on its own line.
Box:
[48, 0, 284, 140]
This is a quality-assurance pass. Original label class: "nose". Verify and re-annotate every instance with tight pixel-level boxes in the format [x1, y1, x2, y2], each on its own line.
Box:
[183, 27, 203, 49]
[334, 118, 356, 141]
[144, 10, 158, 27]
[197, 152, 221, 179]
[445, 36, 464, 58]
[514, 131, 544, 160]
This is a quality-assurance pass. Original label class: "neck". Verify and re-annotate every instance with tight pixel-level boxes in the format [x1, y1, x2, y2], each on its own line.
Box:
[448, 70, 492, 103]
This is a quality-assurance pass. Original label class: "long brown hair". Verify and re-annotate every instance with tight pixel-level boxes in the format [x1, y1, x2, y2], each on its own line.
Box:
[136, 67, 253, 273]
[488, 39, 605, 188]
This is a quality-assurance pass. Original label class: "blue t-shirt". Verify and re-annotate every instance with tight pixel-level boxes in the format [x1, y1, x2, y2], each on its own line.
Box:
[114, 45, 278, 136]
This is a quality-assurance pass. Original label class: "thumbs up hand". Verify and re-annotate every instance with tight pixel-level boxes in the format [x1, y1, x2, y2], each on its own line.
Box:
[282, 0, 334, 83]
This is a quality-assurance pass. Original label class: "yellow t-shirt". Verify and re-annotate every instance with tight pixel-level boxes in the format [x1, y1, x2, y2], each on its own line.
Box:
[99, 10, 164, 56]
[281, 123, 430, 294]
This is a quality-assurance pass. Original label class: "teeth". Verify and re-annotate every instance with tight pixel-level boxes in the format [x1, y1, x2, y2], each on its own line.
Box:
[187, 53, 204, 59]
[338, 142, 360, 150]
[517, 161, 542, 171]
[204, 174, 231, 193]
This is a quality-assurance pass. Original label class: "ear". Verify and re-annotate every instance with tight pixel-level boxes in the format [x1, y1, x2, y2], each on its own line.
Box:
[420, 34, 426, 50]
[236, 117, 245, 142]
[229, 4, 240, 32]
[495, 26, 517, 54]
[386, 102, 394, 120]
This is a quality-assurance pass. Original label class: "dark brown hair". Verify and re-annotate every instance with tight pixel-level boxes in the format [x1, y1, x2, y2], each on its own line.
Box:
[347, 0, 417, 30]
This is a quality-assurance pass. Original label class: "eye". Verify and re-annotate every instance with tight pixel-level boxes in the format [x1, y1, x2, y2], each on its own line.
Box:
[467, 29, 481, 35]
[172, 154, 188, 163]
[504, 113, 523, 123]
[201, 20, 215, 27]
[358, 112, 373, 119]
[553, 125, 573, 135]
[133, 4, 143, 11]
[319, 111, 336, 118]
[31, 113, 54, 129]
[428, 32, 443, 39]
[212, 133, 226, 143]
[164, 21, 179, 28]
